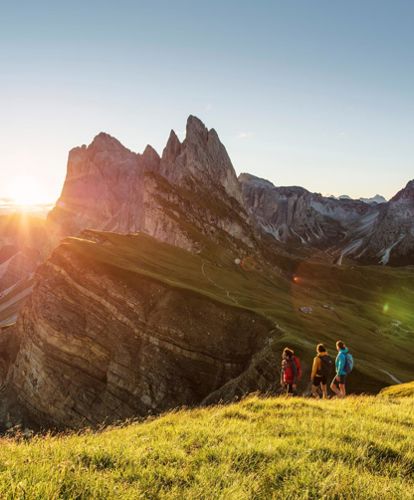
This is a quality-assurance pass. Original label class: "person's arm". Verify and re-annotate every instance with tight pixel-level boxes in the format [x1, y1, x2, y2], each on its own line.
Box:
[311, 357, 319, 380]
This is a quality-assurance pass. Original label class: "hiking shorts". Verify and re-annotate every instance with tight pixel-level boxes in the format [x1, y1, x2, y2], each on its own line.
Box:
[332, 374, 346, 386]
[312, 375, 327, 386]
[285, 383, 295, 394]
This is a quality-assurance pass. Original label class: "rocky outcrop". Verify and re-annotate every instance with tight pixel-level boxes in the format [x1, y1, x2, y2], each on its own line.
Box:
[6, 234, 275, 428]
[239, 173, 372, 247]
[240, 173, 414, 266]
[49, 116, 255, 254]
[48, 132, 149, 236]
[344, 180, 414, 265]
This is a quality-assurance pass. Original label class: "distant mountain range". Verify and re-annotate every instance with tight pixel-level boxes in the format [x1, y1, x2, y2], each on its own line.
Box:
[335, 194, 387, 205]
[240, 174, 413, 265]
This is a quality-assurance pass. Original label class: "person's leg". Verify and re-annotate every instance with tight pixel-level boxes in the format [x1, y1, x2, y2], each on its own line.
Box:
[286, 383, 294, 396]
[339, 383, 346, 398]
[321, 383, 328, 399]
[330, 376, 341, 396]
[311, 384, 320, 398]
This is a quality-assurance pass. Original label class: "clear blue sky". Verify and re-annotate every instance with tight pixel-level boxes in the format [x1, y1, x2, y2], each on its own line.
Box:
[1, 0, 414, 203]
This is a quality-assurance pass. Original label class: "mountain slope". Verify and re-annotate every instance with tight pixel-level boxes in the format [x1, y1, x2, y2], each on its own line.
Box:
[6, 231, 275, 428]
[4, 229, 414, 428]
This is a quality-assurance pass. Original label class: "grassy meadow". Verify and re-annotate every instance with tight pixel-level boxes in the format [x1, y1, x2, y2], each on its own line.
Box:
[66, 231, 414, 392]
[0, 394, 413, 499]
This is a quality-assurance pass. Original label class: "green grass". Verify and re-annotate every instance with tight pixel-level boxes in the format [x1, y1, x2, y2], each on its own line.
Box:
[64, 231, 414, 392]
[0, 394, 413, 499]
[381, 381, 414, 398]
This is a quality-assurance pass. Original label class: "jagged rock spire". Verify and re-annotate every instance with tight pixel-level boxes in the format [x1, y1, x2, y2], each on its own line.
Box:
[162, 130, 181, 163]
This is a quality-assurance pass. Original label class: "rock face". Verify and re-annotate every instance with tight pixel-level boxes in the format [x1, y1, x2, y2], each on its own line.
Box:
[48, 133, 151, 236]
[345, 180, 414, 265]
[239, 173, 372, 247]
[240, 173, 414, 265]
[49, 116, 254, 254]
[7, 235, 274, 428]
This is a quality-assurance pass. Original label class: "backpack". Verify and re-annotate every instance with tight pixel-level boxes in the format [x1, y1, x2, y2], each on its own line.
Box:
[344, 353, 354, 374]
[319, 355, 333, 377]
[292, 356, 302, 381]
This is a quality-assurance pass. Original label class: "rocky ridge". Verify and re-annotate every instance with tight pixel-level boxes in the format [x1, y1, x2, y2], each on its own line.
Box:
[48, 116, 255, 254]
[240, 174, 414, 265]
[5, 232, 275, 428]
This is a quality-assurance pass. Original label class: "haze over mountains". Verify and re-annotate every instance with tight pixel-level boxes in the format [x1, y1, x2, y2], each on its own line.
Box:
[0, 115, 413, 428]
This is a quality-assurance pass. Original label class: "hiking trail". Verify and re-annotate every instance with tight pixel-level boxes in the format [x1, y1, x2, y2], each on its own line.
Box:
[201, 261, 240, 306]
[380, 369, 402, 384]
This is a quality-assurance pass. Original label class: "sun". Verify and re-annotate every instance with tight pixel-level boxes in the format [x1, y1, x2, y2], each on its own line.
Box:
[7, 176, 48, 207]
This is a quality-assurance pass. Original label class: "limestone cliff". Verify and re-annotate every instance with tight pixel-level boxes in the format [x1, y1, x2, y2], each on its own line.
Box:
[6, 232, 275, 428]
[48, 116, 256, 254]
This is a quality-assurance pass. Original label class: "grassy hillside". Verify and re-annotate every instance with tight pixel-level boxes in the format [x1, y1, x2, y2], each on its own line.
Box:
[65, 231, 414, 391]
[381, 381, 414, 398]
[0, 394, 413, 499]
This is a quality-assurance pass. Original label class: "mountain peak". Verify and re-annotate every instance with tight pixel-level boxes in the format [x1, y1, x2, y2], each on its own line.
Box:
[143, 144, 160, 161]
[142, 145, 160, 170]
[391, 179, 414, 203]
[90, 132, 129, 153]
[186, 115, 208, 144]
[162, 130, 182, 163]
[238, 173, 275, 189]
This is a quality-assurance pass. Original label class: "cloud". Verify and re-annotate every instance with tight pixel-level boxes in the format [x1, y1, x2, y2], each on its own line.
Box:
[237, 131, 254, 139]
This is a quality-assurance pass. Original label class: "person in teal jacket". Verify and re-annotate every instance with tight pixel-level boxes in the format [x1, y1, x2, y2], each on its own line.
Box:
[330, 340, 349, 398]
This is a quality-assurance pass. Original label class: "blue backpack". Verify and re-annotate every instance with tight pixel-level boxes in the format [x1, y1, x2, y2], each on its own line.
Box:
[344, 353, 354, 374]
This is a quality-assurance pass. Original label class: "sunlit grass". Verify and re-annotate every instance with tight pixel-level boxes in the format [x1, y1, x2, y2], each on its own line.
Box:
[0, 394, 413, 499]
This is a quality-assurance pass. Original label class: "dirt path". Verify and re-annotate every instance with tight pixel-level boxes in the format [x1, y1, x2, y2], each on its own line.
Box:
[380, 369, 402, 384]
[201, 261, 240, 306]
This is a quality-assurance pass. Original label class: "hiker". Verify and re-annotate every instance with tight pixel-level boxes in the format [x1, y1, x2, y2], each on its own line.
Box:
[330, 340, 353, 398]
[310, 344, 333, 399]
[280, 347, 302, 395]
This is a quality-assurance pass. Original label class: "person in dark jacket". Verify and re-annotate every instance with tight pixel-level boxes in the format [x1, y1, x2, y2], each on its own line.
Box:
[280, 347, 302, 395]
[310, 344, 333, 399]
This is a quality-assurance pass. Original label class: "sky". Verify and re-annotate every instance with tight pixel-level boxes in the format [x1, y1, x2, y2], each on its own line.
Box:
[1, 0, 414, 204]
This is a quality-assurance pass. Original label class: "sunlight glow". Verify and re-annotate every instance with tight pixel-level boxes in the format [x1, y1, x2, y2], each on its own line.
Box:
[6, 176, 49, 207]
